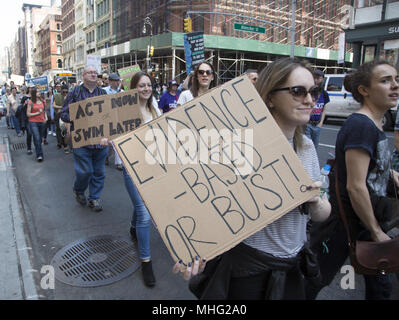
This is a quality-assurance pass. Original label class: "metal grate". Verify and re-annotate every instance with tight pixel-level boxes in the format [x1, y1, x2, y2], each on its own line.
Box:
[12, 142, 27, 151]
[51, 235, 140, 287]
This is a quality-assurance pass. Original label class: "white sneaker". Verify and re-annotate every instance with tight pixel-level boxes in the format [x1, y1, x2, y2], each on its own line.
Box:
[48, 131, 52, 135]
[52, 132, 56, 136]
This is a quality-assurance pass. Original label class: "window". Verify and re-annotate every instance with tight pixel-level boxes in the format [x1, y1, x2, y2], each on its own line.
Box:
[57, 59, 62, 68]
[57, 34, 62, 41]
[57, 46, 62, 54]
[326, 77, 344, 92]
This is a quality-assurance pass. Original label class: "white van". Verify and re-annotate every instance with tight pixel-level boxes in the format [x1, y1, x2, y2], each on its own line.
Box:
[323, 74, 397, 130]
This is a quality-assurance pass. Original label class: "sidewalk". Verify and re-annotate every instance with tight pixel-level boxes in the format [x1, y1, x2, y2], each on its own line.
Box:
[0, 121, 38, 299]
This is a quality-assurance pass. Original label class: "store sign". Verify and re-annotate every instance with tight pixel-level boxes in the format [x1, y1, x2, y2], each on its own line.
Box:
[388, 26, 399, 34]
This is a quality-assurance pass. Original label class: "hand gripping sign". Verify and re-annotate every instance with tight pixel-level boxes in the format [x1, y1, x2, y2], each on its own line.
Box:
[112, 76, 318, 265]
[69, 89, 143, 148]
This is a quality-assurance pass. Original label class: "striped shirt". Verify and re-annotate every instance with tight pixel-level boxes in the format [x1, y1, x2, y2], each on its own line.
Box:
[243, 135, 320, 258]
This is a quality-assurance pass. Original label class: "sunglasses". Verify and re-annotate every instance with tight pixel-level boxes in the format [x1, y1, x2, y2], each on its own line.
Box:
[271, 85, 321, 102]
[198, 70, 213, 76]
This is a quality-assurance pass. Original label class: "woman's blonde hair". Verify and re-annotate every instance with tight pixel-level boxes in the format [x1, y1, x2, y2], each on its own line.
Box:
[255, 57, 313, 151]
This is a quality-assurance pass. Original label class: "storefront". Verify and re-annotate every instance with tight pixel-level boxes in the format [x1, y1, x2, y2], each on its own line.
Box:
[346, 0, 399, 68]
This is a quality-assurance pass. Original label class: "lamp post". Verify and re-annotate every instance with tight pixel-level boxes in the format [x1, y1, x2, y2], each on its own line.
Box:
[142, 16, 153, 72]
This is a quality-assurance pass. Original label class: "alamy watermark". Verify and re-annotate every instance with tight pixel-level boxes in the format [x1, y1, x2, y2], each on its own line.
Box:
[142, 124, 254, 175]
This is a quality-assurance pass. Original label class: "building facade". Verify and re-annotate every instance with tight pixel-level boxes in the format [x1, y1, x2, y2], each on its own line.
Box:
[22, 3, 62, 76]
[37, 13, 63, 74]
[345, 0, 399, 68]
[62, 0, 76, 71]
[97, 0, 353, 84]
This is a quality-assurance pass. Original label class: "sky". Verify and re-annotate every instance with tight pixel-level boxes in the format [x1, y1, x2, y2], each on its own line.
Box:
[0, 0, 51, 55]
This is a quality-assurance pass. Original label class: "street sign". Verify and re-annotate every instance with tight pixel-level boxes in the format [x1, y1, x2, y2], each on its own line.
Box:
[234, 23, 265, 34]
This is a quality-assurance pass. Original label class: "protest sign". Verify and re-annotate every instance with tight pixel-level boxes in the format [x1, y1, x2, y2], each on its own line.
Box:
[69, 89, 143, 148]
[184, 32, 205, 74]
[118, 65, 141, 91]
[112, 76, 319, 264]
[28, 76, 49, 93]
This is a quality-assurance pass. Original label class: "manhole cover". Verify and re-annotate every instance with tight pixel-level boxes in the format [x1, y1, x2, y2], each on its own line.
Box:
[51, 235, 140, 287]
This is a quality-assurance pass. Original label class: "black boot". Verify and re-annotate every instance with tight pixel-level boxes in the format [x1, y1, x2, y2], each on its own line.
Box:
[142, 261, 156, 287]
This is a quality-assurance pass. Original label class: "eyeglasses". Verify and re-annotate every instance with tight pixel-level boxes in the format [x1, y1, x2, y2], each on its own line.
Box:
[198, 70, 213, 76]
[271, 85, 321, 102]
[85, 71, 98, 75]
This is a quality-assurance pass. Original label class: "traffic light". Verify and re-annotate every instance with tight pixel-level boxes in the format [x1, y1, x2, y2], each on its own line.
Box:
[184, 17, 192, 33]
[149, 46, 154, 57]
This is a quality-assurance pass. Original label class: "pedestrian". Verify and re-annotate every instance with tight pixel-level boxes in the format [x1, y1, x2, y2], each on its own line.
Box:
[26, 88, 46, 162]
[102, 73, 109, 88]
[177, 62, 216, 106]
[47, 88, 56, 136]
[304, 70, 330, 150]
[8, 87, 22, 136]
[41, 91, 51, 145]
[307, 60, 399, 300]
[104, 73, 124, 170]
[20, 85, 34, 155]
[173, 57, 331, 300]
[245, 69, 259, 85]
[158, 79, 179, 113]
[60, 65, 108, 212]
[101, 71, 162, 287]
[53, 84, 70, 154]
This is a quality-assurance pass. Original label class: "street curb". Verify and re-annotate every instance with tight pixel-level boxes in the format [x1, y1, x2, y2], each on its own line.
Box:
[2, 134, 39, 300]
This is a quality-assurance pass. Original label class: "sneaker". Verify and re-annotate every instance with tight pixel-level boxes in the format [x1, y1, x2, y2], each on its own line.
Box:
[115, 164, 123, 171]
[17, 133, 22, 137]
[37, 156, 43, 162]
[74, 191, 87, 206]
[27, 150, 33, 155]
[52, 132, 56, 136]
[141, 261, 156, 287]
[48, 131, 52, 135]
[88, 199, 103, 212]
[64, 147, 70, 154]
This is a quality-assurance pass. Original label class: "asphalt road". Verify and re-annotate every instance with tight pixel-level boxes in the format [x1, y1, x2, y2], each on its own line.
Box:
[2, 117, 398, 300]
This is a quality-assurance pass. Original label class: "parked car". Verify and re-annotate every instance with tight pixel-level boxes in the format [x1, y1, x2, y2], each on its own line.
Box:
[323, 74, 397, 130]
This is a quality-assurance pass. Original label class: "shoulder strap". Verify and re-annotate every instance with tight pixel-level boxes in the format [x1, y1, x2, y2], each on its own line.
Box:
[334, 165, 354, 247]
[72, 85, 82, 102]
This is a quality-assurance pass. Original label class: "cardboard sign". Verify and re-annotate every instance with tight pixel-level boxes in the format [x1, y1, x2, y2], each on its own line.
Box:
[69, 89, 143, 148]
[112, 76, 318, 264]
[118, 65, 141, 91]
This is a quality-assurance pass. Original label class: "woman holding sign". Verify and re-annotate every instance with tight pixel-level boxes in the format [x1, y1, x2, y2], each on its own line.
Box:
[101, 71, 161, 287]
[27, 88, 47, 162]
[173, 58, 331, 300]
[177, 62, 216, 106]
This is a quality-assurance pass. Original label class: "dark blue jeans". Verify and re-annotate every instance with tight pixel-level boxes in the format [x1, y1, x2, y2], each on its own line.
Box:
[29, 122, 45, 158]
[123, 167, 151, 260]
[72, 146, 108, 201]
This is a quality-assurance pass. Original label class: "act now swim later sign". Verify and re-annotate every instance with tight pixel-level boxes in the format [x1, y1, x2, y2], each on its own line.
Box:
[69, 89, 143, 148]
[112, 76, 318, 264]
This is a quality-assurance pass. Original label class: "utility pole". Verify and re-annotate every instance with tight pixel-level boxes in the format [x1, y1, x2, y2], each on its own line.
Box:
[290, 0, 296, 59]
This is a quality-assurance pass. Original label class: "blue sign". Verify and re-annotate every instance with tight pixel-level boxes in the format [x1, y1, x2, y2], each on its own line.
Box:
[184, 32, 205, 75]
[28, 76, 49, 93]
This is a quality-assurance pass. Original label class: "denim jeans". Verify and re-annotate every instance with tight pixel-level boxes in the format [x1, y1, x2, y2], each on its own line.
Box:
[123, 167, 151, 260]
[73, 146, 108, 201]
[29, 121, 45, 158]
[11, 115, 21, 134]
[26, 123, 32, 151]
[305, 124, 321, 150]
